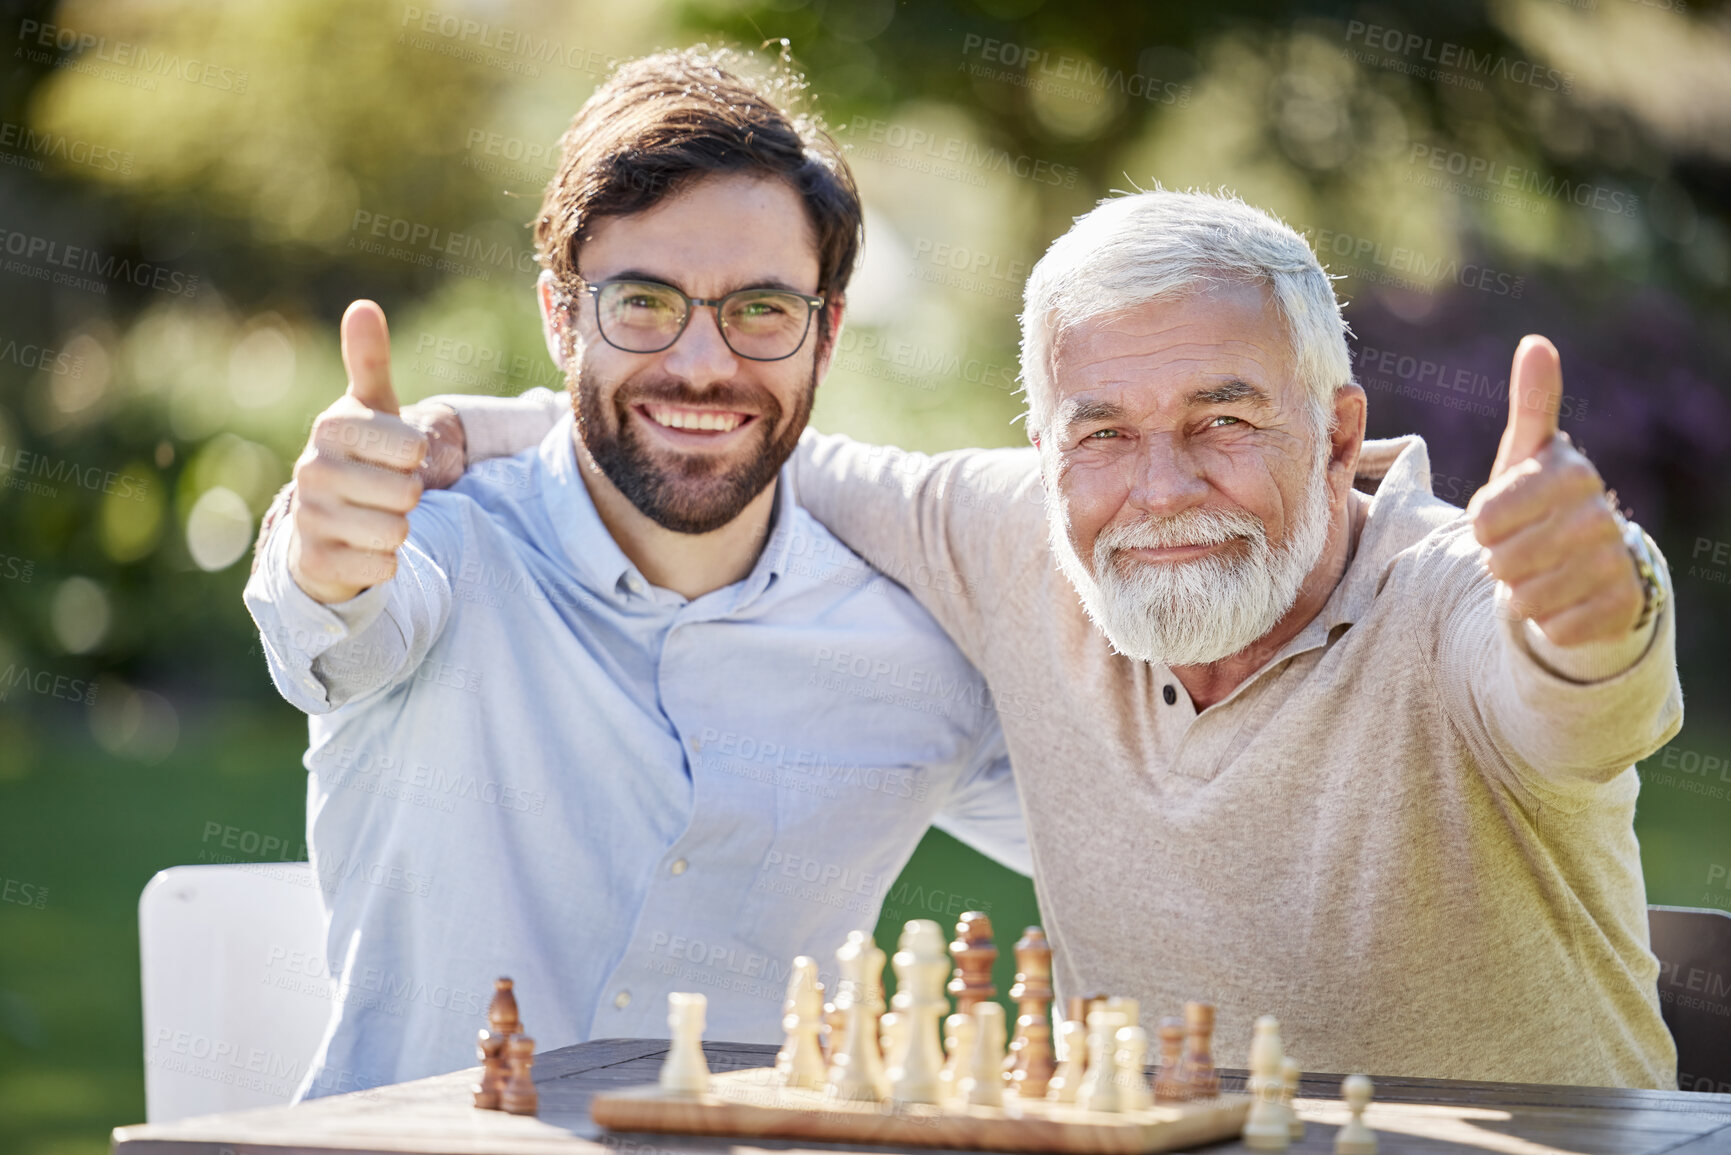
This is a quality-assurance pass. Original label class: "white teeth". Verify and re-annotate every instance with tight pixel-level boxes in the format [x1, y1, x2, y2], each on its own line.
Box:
[646, 405, 744, 433]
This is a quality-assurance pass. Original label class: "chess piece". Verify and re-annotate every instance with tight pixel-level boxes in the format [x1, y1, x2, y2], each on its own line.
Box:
[1335, 1075, 1377, 1155]
[1115, 1025, 1152, 1110]
[779, 957, 827, 1090]
[472, 1029, 507, 1109]
[947, 912, 997, 1011]
[823, 996, 846, 1059]
[488, 977, 521, 1038]
[1004, 927, 1055, 1097]
[660, 992, 711, 1095]
[1046, 1019, 1086, 1103]
[959, 1001, 1007, 1108]
[1152, 1017, 1187, 1102]
[1178, 1001, 1219, 1099]
[501, 1034, 538, 1115]
[887, 919, 947, 1105]
[938, 1012, 976, 1102]
[1076, 1009, 1127, 1112]
[1242, 1015, 1290, 1150]
[879, 1012, 906, 1073]
[1282, 1056, 1304, 1140]
[1105, 995, 1140, 1031]
[828, 931, 890, 1101]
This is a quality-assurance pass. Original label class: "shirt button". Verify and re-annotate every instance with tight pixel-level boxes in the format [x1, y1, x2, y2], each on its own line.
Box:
[1163, 684, 1178, 706]
[689, 736, 701, 752]
[670, 858, 688, 876]
[614, 989, 631, 1009]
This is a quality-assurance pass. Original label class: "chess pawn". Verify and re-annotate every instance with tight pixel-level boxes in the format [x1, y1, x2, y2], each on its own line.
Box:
[959, 1001, 1007, 1108]
[500, 1035, 538, 1115]
[1152, 1017, 1187, 1102]
[472, 1029, 507, 1109]
[1282, 1056, 1304, 1140]
[1076, 1010, 1126, 1112]
[879, 1012, 906, 1073]
[1114, 1025, 1152, 1111]
[779, 957, 827, 1090]
[660, 992, 711, 1095]
[1242, 1016, 1289, 1150]
[823, 998, 846, 1059]
[1335, 1074, 1377, 1155]
[1179, 1001, 1219, 1099]
[828, 931, 889, 1102]
[1046, 1019, 1086, 1103]
[488, 976, 521, 1038]
[888, 919, 948, 1106]
[938, 1012, 975, 1102]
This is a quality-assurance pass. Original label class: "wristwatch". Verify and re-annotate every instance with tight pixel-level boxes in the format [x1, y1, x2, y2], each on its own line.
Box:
[1614, 511, 1665, 633]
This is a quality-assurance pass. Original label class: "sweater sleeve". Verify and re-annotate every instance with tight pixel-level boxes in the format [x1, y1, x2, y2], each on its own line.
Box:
[426, 387, 565, 463]
[791, 430, 1048, 665]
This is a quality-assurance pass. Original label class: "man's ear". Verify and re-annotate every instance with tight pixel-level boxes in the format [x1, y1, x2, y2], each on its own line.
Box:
[537, 270, 568, 370]
[1327, 382, 1368, 503]
[813, 295, 846, 383]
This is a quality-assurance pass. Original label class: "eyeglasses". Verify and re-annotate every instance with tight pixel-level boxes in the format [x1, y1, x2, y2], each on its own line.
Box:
[568, 277, 825, 362]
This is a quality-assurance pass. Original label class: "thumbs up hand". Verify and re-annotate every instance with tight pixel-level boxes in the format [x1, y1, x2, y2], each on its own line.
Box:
[287, 300, 434, 605]
[1467, 335, 1644, 646]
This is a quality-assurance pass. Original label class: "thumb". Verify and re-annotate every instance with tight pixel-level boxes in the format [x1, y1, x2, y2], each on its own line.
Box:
[341, 299, 399, 416]
[1490, 334, 1561, 479]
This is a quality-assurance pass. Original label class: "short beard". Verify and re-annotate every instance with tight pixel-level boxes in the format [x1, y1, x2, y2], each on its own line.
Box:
[571, 356, 816, 535]
[1048, 447, 1333, 668]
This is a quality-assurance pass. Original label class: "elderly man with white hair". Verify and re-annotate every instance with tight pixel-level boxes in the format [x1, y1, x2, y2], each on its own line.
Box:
[426, 189, 1681, 1088]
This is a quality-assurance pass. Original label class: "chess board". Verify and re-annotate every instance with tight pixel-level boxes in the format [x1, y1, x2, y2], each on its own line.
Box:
[591, 1067, 1253, 1154]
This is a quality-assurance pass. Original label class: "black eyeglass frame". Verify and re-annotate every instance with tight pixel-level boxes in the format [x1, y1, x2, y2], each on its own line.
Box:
[564, 276, 827, 362]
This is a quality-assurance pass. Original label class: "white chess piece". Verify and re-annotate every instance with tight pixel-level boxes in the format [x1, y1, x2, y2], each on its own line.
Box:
[1335, 1074, 1377, 1155]
[1242, 1015, 1290, 1150]
[828, 931, 890, 1101]
[1114, 1025, 1152, 1110]
[887, 920, 947, 1105]
[938, 1013, 975, 1103]
[1281, 1056, 1304, 1140]
[959, 1001, 1007, 1107]
[1047, 1019, 1086, 1103]
[779, 957, 827, 1090]
[659, 992, 711, 1095]
[1076, 1010, 1126, 1112]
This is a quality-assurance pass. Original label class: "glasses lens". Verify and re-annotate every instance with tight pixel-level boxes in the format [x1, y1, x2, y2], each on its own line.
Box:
[720, 290, 813, 360]
[596, 281, 687, 352]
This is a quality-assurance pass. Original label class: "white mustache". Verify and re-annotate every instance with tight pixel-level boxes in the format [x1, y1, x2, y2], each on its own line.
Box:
[1096, 508, 1266, 555]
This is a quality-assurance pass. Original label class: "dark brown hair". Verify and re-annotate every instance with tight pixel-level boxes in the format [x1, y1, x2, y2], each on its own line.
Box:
[533, 45, 862, 309]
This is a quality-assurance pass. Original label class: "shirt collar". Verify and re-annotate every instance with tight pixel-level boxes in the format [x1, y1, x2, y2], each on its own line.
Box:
[536, 413, 796, 610]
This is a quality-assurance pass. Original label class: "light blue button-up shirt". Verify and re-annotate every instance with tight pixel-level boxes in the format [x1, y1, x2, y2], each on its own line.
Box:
[243, 414, 1027, 1098]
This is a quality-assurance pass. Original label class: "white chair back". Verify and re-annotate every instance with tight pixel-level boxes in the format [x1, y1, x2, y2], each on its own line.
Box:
[139, 863, 332, 1121]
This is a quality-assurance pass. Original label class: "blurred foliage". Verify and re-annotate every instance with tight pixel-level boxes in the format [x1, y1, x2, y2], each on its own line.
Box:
[1, 0, 1729, 1149]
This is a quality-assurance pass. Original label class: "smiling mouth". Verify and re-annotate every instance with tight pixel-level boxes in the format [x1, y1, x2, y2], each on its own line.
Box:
[636, 403, 756, 435]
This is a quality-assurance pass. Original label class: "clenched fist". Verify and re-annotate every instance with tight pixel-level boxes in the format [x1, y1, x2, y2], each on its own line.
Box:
[1468, 335, 1645, 647]
[286, 301, 462, 605]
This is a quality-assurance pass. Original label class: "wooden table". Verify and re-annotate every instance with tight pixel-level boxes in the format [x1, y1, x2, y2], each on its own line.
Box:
[112, 1038, 1731, 1154]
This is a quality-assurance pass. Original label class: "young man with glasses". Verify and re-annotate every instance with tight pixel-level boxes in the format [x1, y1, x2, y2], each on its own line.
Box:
[243, 48, 1027, 1099]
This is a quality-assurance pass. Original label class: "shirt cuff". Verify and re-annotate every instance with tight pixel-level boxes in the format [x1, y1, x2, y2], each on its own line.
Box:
[1500, 584, 1661, 685]
[426, 388, 565, 464]
[251, 512, 394, 660]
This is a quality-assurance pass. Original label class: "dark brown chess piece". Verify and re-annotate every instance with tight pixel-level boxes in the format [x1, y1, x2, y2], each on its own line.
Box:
[946, 911, 997, 1012]
[472, 1029, 508, 1109]
[501, 1034, 538, 1115]
[488, 976, 522, 1038]
[1152, 1016, 1187, 1102]
[1005, 927, 1055, 1097]
[1178, 1001, 1218, 1099]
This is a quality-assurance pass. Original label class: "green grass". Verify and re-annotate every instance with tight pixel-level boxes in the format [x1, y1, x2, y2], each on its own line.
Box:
[0, 709, 1721, 1154]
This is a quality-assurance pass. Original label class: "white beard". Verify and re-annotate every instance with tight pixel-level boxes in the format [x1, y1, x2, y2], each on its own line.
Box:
[1047, 452, 1333, 668]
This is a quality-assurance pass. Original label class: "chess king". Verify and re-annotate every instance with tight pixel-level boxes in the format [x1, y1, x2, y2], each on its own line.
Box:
[429, 201, 1683, 1084]
[242, 47, 1030, 1099]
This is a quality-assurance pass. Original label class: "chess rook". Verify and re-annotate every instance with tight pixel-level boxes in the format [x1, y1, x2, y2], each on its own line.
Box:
[660, 993, 711, 1095]
[1046, 1019, 1086, 1103]
[1005, 927, 1055, 1097]
[887, 920, 948, 1106]
[946, 912, 997, 1011]
[1242, 1015, 1289, 1150]
[500, 1035, 538, 1115]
